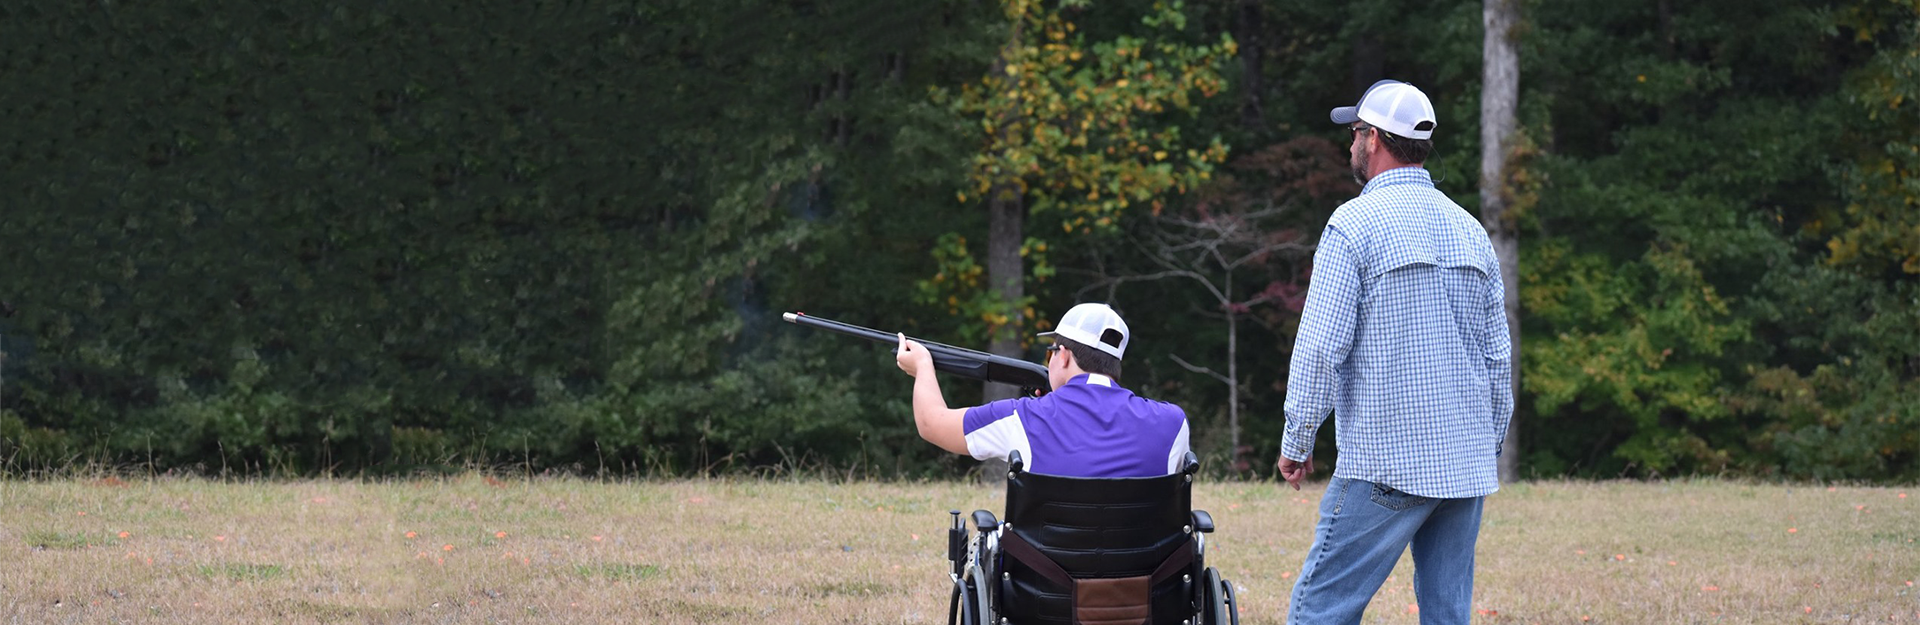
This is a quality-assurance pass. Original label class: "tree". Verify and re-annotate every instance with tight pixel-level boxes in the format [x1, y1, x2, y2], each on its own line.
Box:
[1076, 136, 1344, 471]
[926, 0, 1235, 365]
[1479, 0, 1523, 482]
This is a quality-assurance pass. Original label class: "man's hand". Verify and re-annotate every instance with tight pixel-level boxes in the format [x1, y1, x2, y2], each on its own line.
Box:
[895, 333, 934, 378]
[1277, 455, 1315, 491]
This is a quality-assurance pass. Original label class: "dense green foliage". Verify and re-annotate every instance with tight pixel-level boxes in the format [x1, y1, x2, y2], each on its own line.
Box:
[1, 0, 1913, 480]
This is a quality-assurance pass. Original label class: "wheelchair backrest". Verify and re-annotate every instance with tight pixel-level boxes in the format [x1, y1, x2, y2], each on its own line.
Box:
[997, 451, 1200, 624]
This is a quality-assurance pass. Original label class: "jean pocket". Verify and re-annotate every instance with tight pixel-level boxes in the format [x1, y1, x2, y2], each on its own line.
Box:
[1368, 483, 1429, 512]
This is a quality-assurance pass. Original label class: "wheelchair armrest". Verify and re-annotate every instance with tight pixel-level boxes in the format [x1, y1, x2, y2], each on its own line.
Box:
[1190, 510, 1215, 533]
[971, 509, 1000, 533]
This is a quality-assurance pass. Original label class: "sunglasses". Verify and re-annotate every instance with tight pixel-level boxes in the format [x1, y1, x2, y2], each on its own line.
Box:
[1350, 124, 1374, 138]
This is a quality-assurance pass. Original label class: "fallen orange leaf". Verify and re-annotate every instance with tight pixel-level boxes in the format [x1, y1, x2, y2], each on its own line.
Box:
[495, 531, 507, 539]
[1703, 585, 1720, 592]
[1575, 550, 1586, 555]
[1667, 561, 1677, 566]
[118, 532, 130, 539]
[1805, 606, 1813, 614]
[405, 531, 417, 539]
[214, 536, 226, 542]
[1614, 554, 1625, 561]
[1788, 528, 1798, 534]
[591, 535, 603, 542]
[1405, 604, 1418, 615]
[442, 544, 454, 552]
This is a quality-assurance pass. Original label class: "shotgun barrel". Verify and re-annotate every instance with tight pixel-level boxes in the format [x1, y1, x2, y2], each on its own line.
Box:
[783, 312, 1050, 397]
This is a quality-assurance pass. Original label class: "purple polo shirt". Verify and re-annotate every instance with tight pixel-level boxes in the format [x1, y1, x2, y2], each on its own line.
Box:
[962, 373, 1191, 478]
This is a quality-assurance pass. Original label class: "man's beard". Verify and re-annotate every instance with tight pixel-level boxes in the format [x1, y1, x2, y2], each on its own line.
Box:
[1350, 145, 1371, 185]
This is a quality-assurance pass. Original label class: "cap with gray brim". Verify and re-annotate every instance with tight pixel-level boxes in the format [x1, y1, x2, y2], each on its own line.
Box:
[1037, 302, 1130, 359]
[1331, 79, 1437, 140]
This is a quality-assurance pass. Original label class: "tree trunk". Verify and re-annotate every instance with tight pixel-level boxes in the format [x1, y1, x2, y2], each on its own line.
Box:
[1350, 35, 1384, 96]
[1226, 304, 1241, 472]
[1234, 0, 1264, 132]
[975, 190, 1026, 485]
[1481, 0, 1523, 483]
[978, 14, 1029, 486]
[985, 190, 1027, 392]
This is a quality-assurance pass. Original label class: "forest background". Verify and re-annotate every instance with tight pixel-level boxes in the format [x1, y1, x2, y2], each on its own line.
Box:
[0, 0, 1914, 482]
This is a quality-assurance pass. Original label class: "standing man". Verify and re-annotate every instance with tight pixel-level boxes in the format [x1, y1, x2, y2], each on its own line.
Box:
[895, 302, 1191, 478]
[1277, 80, 1514, 624]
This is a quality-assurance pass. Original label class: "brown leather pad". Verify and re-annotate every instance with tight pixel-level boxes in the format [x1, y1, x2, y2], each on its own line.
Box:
[1073, 574, 1150, 625]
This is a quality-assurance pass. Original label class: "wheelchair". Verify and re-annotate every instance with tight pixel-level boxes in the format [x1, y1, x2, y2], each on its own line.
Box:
[945, 451, 1239, 625]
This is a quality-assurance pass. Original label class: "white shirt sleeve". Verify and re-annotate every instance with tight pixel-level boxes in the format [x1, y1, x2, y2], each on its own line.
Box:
[1165, 420, 1192, 474]
[964, 409, 1032, 465]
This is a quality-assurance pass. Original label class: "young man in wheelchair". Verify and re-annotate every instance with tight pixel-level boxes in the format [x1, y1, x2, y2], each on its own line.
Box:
[895, 303, 1237, 625]
[892, 302, 1190, 477]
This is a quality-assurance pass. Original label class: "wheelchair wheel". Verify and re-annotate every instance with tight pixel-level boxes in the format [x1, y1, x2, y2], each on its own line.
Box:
[960, 556, 994, 625]
[1202, 567, 1238, 625]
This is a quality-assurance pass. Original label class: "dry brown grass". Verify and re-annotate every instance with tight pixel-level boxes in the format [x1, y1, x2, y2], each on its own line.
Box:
[0, 475, 1914, 624]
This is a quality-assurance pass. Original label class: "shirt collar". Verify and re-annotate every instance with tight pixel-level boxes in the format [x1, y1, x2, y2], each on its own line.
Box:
[1069, 373, 1114, 387]
[1359, 166, 1434, 196]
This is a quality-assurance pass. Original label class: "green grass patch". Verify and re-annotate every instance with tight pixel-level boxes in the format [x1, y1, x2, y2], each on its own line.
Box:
[810, 580, 888, 597]
[198, 563, 287, 582]
[23, 530, 105, 550]
[575, 563, 661, 581]
[266, 599, 364, 622]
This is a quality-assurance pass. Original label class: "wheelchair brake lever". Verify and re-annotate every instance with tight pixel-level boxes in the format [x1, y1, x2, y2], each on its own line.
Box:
[948, 510, 966, 577]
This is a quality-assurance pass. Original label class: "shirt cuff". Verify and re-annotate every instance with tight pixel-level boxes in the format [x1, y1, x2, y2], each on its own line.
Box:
[1281, 419, 1316, 462]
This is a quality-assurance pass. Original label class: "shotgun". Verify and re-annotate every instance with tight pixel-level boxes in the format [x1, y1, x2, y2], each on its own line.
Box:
[782, 312, 1050, 397]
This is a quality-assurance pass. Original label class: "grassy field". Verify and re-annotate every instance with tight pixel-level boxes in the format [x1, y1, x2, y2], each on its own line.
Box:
[0, 475, 1914, 624]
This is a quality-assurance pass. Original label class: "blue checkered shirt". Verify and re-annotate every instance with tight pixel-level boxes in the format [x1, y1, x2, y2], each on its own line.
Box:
[1282, 167, 1513, 499]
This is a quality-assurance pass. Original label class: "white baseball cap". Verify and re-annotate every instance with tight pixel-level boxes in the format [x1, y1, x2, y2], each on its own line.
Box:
[1037, 303, 1130, 359]
[1330, 79, 1436, 140]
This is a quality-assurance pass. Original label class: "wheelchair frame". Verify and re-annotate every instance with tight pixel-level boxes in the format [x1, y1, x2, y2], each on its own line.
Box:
[945, 451, 1240, 625]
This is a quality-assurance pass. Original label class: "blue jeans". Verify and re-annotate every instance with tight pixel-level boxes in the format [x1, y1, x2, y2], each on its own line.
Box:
[1286, 477, 1485, 625]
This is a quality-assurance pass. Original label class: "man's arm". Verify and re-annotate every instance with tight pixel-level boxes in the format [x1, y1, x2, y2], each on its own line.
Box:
[897, 334, 970, 455]
[1485, 257, 1515, 452]
[1281, 228, 1361, 467]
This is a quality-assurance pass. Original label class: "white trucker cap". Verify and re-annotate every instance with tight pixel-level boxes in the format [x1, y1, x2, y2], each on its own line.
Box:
[1330, 79, 1436, 140]
[1037, 303, 1130, 359]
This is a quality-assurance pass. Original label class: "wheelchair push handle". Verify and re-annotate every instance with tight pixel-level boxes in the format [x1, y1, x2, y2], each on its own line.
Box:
[947, 510, 967, 573]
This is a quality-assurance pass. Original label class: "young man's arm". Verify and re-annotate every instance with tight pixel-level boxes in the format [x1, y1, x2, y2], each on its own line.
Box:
[897, 334, 970, 455]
